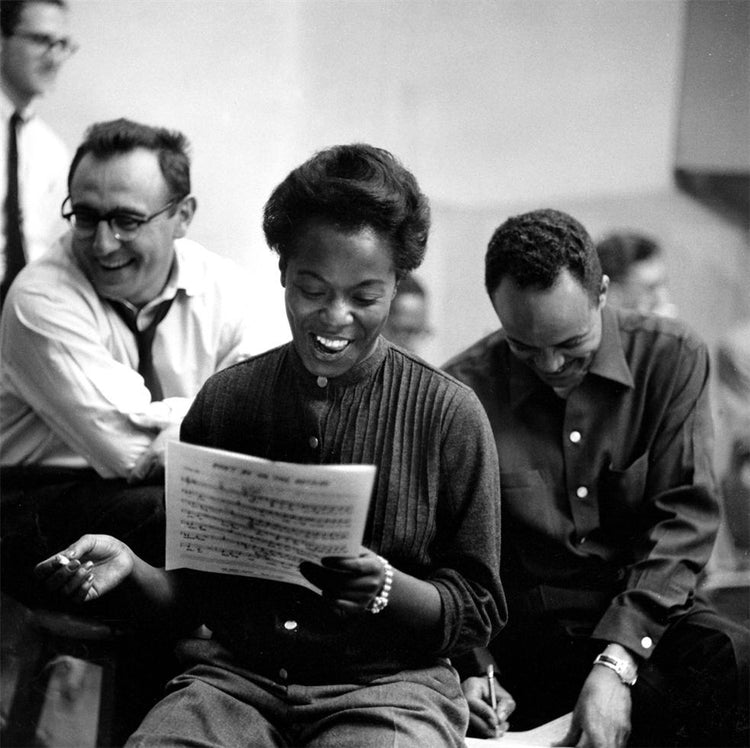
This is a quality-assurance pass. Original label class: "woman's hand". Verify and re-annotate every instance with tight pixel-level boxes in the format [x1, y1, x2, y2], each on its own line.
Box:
[34, 534, 135, 603]
[299, 548, 386, 616]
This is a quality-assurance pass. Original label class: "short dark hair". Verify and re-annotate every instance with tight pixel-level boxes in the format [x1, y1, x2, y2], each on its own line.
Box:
[396, 273, 426, 298]
[1, 0, 66, 37]
[263, 143, 430, 278]
[596, 231, 662, 283]
[485, 208, 602, 303]
[68, 118, 191, 200]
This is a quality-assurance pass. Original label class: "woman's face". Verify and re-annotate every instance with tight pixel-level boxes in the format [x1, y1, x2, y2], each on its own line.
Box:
[281, 219, 397, 378]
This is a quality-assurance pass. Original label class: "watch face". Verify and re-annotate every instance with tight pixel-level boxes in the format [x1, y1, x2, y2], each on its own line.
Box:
[594, 653, 638, 686]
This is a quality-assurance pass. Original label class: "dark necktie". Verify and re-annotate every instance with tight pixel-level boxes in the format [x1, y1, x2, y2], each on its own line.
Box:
[1, 111, 25, 308]
[110, 297, 176, 401]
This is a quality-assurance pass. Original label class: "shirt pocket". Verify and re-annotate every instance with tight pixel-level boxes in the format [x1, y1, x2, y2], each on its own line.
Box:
[599, 451, 650, 525]
[500, 469, 559, 531]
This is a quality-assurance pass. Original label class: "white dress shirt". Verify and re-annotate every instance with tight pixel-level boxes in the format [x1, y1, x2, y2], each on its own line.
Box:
[0, 91, 69, 283]
[0, 234, 258, 477]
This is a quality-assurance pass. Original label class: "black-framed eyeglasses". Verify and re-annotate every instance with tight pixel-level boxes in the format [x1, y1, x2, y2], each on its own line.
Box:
[12, 30, 79, 58]
[61, 197, 182, 242]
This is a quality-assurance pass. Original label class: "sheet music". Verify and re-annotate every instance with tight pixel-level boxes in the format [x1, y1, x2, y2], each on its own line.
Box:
[165, 441, 376, 592]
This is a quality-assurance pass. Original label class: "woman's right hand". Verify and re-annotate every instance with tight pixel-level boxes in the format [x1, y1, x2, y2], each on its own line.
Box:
[34, 534, 134, 603]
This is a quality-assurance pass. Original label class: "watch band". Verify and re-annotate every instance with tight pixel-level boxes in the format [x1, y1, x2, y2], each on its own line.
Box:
[593, 653, 638, 686]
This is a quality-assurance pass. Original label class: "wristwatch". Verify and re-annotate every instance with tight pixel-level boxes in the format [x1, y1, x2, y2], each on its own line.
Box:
[592, 653, 638, 686]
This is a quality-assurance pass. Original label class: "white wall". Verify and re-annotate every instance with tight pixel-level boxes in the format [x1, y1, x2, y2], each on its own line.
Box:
[428, 190, 750, 365]
[676, 0, 750, 171]
[38, 0, 689, 351]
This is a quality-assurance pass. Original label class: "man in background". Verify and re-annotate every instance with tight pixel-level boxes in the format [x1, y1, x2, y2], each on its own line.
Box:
[445, 209, 748, 747]
[0, 118, 257, 606]
[1, 0, 74, 307]
[717, 319, 750, 559]
[596, 230, 677, 318]
[382, 273, 431, 355]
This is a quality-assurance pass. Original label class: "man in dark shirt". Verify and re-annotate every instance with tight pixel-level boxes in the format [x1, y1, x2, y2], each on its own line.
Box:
[445, 209, 749, 747]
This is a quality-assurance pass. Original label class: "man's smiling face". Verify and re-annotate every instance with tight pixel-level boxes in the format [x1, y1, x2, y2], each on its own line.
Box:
[491, 268, 607, 393]
[69, 148, 186, 307]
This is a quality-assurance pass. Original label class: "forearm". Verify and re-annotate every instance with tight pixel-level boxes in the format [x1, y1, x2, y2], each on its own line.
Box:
[426, 392, 505, 654]
[384, 569, 443, 641]
[10, 370, 155, 476]
[5, 304, 157, 476]
[594, 482, 719, 658]
[121, 561, 200, 634]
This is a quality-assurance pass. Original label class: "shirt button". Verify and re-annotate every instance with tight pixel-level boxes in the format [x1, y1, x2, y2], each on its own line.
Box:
[578, 535, 587, 545]
[279, 668, 288, 681]
[316, 376, 328, 388]
[569, 430, 582, 443]
[308, 436, 319, 449]
[641, 636, 653, 649]
[576, 486, 589, 499]
[284, 620, 298, 631]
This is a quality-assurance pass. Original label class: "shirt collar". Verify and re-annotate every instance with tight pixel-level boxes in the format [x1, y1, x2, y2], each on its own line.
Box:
[0, 87, 34, 122]
[171, 239, 207, 298]
[507, 345, 545, 410]
[62, 235, 194, 314]
[507, 305, 633, 409]
[289, 335, 388, 391]
[587, 306, 634, 388]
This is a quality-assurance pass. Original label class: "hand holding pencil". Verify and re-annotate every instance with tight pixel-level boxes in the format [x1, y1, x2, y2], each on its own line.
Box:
[461, 665, 516, 738]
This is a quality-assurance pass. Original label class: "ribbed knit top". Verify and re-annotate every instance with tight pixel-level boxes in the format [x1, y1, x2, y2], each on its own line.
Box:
[179, 337, 505, 683]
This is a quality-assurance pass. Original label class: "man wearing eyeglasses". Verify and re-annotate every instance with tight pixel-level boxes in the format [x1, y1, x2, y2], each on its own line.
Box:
[1, 0, 76, 308]
[0, 118, 257, 609]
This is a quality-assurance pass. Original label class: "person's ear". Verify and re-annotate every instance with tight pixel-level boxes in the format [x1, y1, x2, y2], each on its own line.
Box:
[172, 196, 197, 239]
[279, 258, 287, 287]
[598, 274, 609, 309]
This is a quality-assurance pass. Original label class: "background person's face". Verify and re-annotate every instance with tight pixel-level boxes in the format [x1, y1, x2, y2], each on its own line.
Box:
[1, 2, 69, 101]
[619, 257, 673, 316]
[491, 268, 605, 392]
[281, 220, 397, 379]
[69, 149, 188, 307]
[382, 292, 429, 353]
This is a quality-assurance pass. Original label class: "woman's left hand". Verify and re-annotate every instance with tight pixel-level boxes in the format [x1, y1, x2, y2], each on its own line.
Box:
[299, 548, 386, 616]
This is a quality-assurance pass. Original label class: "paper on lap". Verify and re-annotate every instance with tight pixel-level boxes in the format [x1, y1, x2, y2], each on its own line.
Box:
[464, 712, 572, 747]
[165, 441, 376, 592]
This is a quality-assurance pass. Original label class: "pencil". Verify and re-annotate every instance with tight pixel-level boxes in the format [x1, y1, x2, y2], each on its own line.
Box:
[487, 663, 498, 712]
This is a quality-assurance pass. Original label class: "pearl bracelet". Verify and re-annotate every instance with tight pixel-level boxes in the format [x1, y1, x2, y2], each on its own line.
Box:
[366, 555, 393, 614]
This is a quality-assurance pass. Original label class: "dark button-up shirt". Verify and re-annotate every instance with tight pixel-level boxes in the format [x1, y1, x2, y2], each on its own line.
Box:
[444, 307, 718, 660]
[179, 338, 506, 683]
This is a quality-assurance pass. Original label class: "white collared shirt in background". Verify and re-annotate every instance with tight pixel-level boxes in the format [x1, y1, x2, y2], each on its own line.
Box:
[0, 235, 258, 477]
[0, 91, 69, 283]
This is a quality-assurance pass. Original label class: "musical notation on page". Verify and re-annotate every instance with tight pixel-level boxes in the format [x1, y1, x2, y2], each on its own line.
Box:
[165, 441, 376, 592]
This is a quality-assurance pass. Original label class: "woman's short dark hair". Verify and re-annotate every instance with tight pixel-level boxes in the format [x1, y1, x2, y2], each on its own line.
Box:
[485, 208, 602, 303]
[263, 144, 430, 278]
[68, 118, 191, 200]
